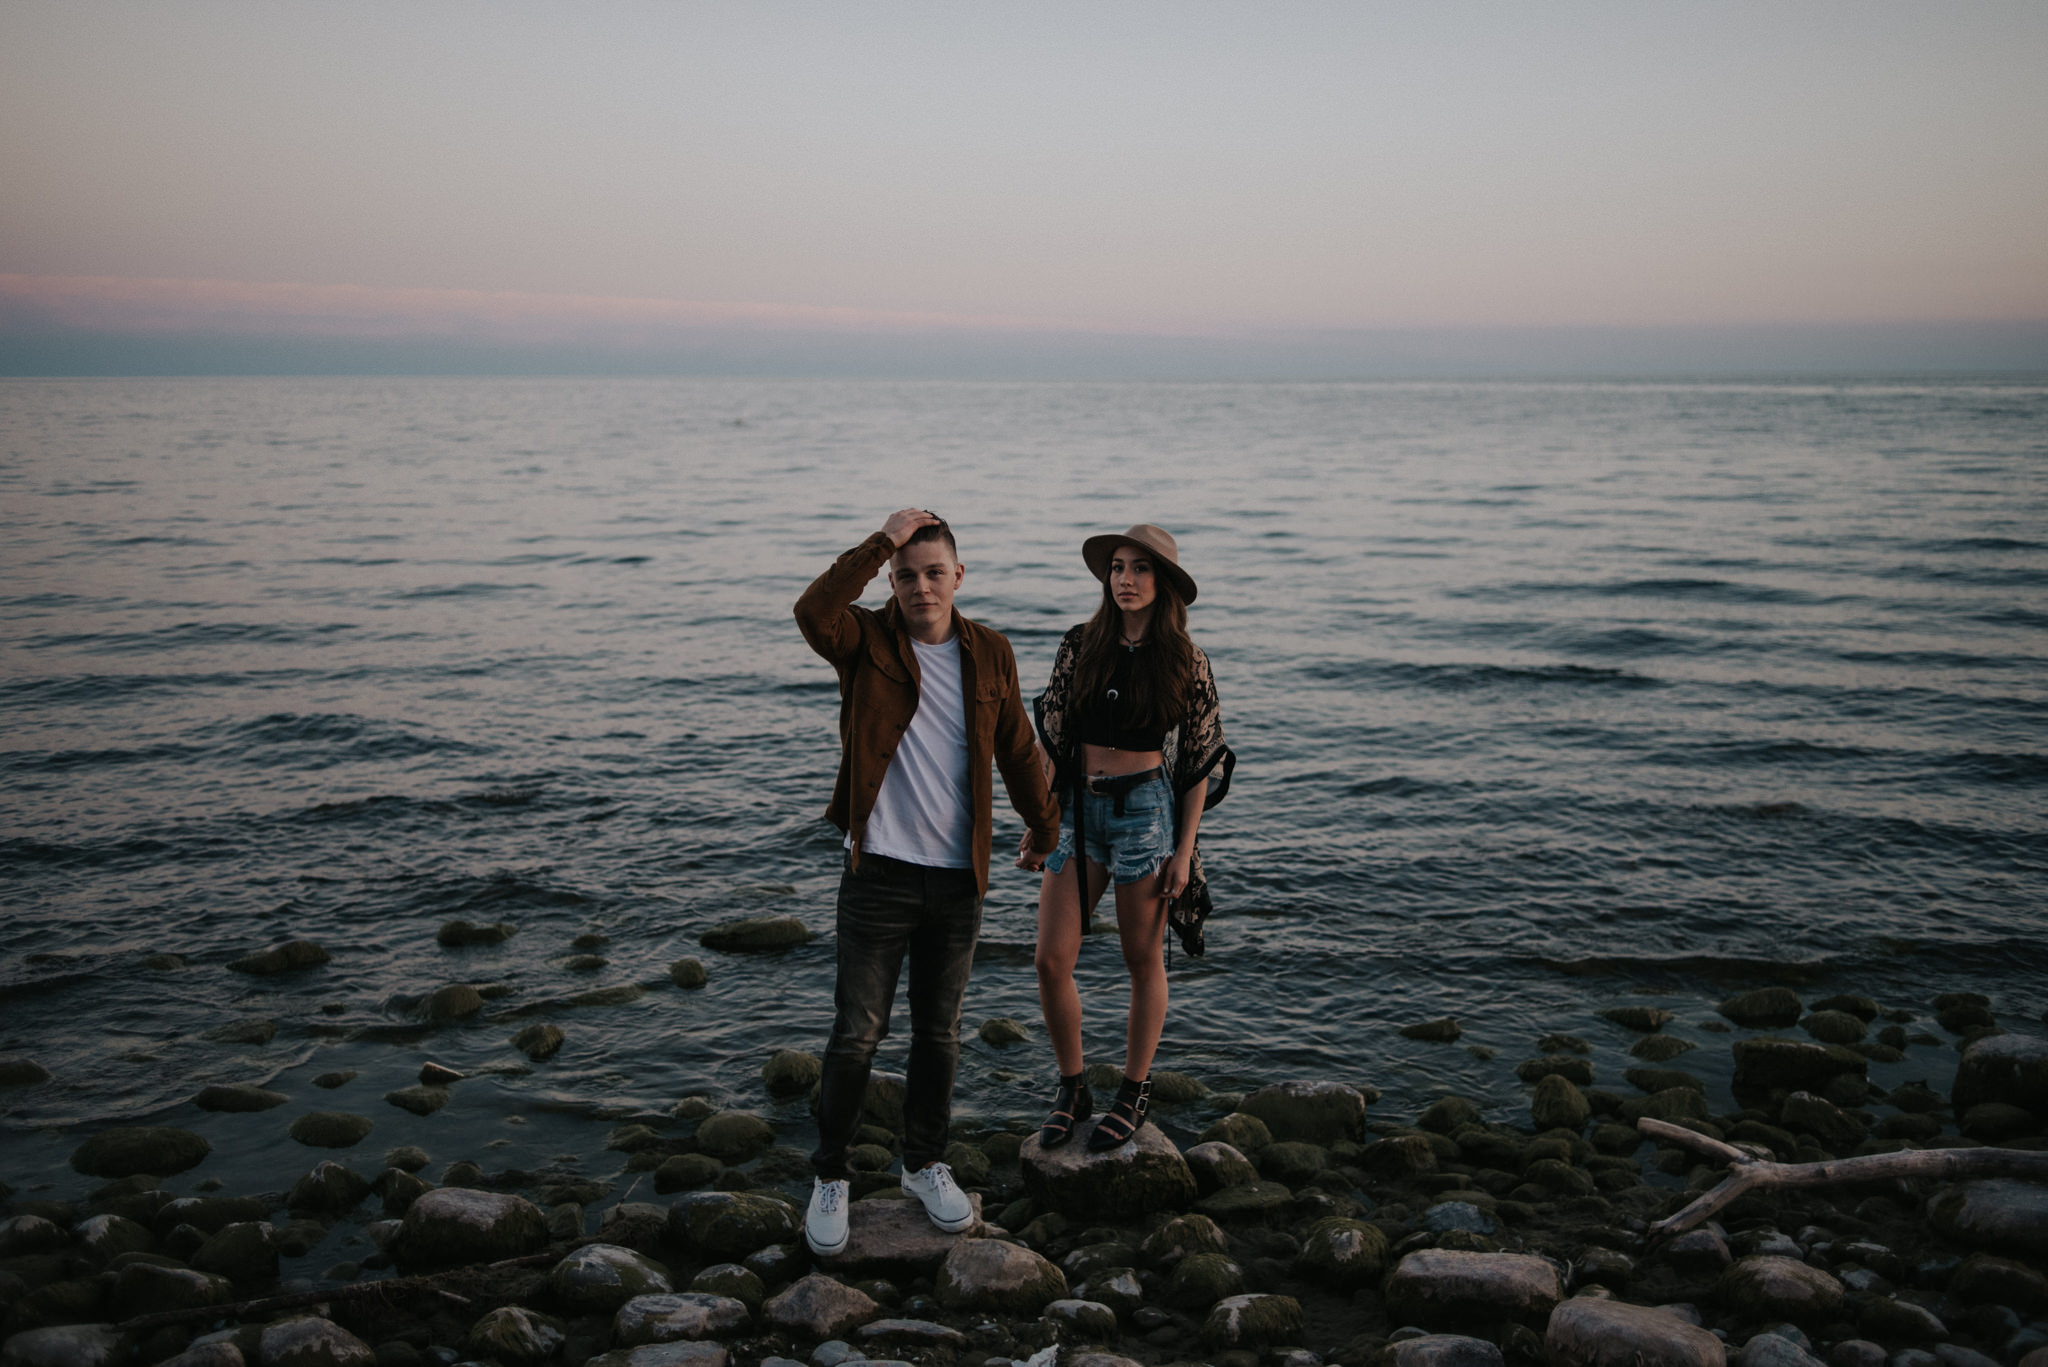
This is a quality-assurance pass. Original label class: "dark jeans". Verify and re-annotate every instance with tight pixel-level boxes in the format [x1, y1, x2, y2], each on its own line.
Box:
[811, 851, 982, 1179]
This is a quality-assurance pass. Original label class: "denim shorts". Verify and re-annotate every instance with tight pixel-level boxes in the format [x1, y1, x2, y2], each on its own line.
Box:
[1045, 770, 1176, 885]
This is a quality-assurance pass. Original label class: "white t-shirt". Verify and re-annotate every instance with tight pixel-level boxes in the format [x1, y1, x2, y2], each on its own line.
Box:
[855, 634, 973, 868]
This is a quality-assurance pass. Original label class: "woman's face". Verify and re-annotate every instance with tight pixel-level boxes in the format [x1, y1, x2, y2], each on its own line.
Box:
[1109, 547, 1157, 614]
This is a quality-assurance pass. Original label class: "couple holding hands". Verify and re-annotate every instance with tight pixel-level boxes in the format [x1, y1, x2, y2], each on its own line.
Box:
[790, 508, 1234, 1256]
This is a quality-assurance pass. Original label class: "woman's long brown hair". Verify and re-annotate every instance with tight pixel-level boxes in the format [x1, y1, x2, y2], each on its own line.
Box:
[1072, 569, 1195, 735]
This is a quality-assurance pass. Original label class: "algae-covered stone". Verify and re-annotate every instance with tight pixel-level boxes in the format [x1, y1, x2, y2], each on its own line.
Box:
[1236, 1080, 1369, 1145]
[689, 1264, 766, 1315]
[420, 985, 482, 1023]
[287, 1161, 369, 1214]
[1517, 1056, 1595, 1086]
[112, 1263, 234, 1318]
[392, 1187, 546, 1270]
[70, 1127, 210, 1179]
[227, 940, 330, 975]
[978, 1018, 1029, 1047]
[1780, 1092, 1866, 1150]
[614, 1293, 751, 1345]
[289, 1112, 373, 1148]
[699, 916, 813, 953]
[1383, 1335, 1505, 1367]
[1193, 1179, 1293, 1223]
[936, 1238, 1067, 1314]
[761, 1051, 822, 1098]
[203, 1018, 278, 1046]
[194, 1084, 289, 1113]
[1632, 1035, 1699, 1063]
[1, 1214, 70, 1257]
[1731, 1038, 1865, 1092]
[1292, 1217, 1389, 1288]
[1718, 988, 1803, 1029]
[548, 1243, 675, 1313]
[1019, 1123, 1197, 1219]
[1546, 1297, 1726, 1367]
[1419, 1097, 1485, 1133]
[465, 1307, 564, 1367]
[1627, 1068, 1705, 1094]
[654, 1154, 725, 1194]
[1715, 1256, 1844, 1325]
[511, 1023, 564, 1060]
[1139, 1213, 1229, 1268]
[1927, 1179, 2048, 1256]
[1383, 1250, 1564, 1329]
[1531, 1075, 1591, 1132]
[0, 1325, 132, 1367]
[1953, 1034, 2048, 1114]
[1601, 1007, 1675, 1033]
[1620, 1088, 1711, 1125]
[761, 1272, 879, 1339]
[666, 1191, 797, 1258]
[1401, 1018, 1462, 1042]
[1197, 1112, 1272, 1152]
[437, 920, 515, 947]
[383, 1086, 447, 1117]
[259, 1318, 372, 1367]
[0, 1057, 54, 1087]
[1185, 1141, 1257, 1195]
[193, 1222, 280, 1283]
[1201, 1293, 1302, 1350]
[666, 957, 708, 988]
[693, 1111, 775, 1163]
[1256, 1140, 1329, 1185]
[1800, 1011, 1866, 1045]
[73, 1214, 152, 1265]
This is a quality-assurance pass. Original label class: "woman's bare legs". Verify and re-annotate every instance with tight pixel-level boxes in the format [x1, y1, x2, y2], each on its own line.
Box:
[1114, 870, 1170, 1080]
[1035, 858, 1109, 1076]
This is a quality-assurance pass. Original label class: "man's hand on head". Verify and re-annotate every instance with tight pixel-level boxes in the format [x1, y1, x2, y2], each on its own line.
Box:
[881, 508, 941, 548]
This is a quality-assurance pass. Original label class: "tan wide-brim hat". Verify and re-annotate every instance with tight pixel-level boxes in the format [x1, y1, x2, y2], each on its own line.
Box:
[1082, 523, 1198, 604]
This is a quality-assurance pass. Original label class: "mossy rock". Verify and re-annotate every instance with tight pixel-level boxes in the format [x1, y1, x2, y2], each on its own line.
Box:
[436, 920, 515, 947]
[290, 1111, 374, 1148]
[668, 958, 708, 988]
[71, 1126, 211, 1179]
[699, 915, 814, 953]
[1292, 1217, 1389, 1288]
[227, 939, 331, 974]
[1718, 987, 1804, 1029]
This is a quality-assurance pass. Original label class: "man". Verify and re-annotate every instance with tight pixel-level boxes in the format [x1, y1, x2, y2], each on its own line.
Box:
[793, 508, 1060, 1256]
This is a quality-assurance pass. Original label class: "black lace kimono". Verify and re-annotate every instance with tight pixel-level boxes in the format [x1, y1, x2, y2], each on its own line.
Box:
[1034, 624, 1235, 956]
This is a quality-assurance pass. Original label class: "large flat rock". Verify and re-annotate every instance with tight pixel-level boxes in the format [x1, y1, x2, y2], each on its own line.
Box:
[1383, 1250, 1563, 1331]
[817, 1193, 983, 1275]
[1927, 1180, 2048, 1257]
[1953, 1035, 2048, 1114]
[1546, 1297, 1726, 1367]
[1020, 1123, 1197, 1220]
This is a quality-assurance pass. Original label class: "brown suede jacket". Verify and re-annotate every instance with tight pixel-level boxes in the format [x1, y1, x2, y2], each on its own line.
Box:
[794, 531, 1060, 895]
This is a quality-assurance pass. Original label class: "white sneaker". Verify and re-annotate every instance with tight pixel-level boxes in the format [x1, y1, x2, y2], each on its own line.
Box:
[900, 1160, 974, 1233]
[804, 1177, 850, 1256]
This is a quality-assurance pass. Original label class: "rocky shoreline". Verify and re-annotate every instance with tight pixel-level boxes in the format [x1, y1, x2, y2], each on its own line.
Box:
[5, 935, 2048, 1367]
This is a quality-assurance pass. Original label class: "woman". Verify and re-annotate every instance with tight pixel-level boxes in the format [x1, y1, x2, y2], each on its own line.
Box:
[1023, 523, 1233, 1152]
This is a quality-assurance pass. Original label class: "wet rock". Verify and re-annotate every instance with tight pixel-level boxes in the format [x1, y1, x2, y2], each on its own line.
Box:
[1627, 1068, 1705, 1095]
[1042, 1299, 1118, 1339]
[762, 1272, 879, 1338]
[420, 985, 482, 1023]
[193, 1222, 279, 1283]
[584, 1344, 728, 1367]
[614, 1293, 751, 1344]
[0, 1325, 131, 1367]
[1185, 1141, 1258, 1194]
[1383, 1335, 1504, 1367]
[311, 1071, 355, 1090]
[1193, 1179, 1294, 1223]
[1198, 1112, 1272, 1153]
[1167, 1250, 1246, 1308]
[661, 957, 708, 990]
[1018, 1123, 1197, 1219]
[1236, 1080, 1370, 1145]
[1716, 1256, 1843, 1325]
[600, 1201, 670, 1253]
[549, 1243, 675, 1312]
[689, 1263, 765, 1314]
[1826, 1343, 1883, 1367]
[666, 1191, 797, 1258]
[289, 1112, 373, 1148]
[1201, 1293, 1302, 1350]
[1927, 1179, 2048, 1256]
[1719, 989, 1804, 1029]
[859, 1318, 970, 1351]
[510, 1023, 564, 1061]
[1423, 1202, 1498, 1236]
[1959, 1102, 2037, 1142]
[437, 920, 515, 947]
[0, 1057, 54, 1086]
[1619, 1088, 1710, 1126]
[693, 1111, 775, 1164]
[1139, 1212, 1229, 1267]
[1151, 1069, 1209, 1104]
[1949, 1253, 2048, 1310]
[1402, 1018, 1463, 1042]
[416, 1062, 461, 1086]
[387, 1086, 452, 1117]
[194, 1084, 289, 1113]
[1546, 1297, 1726, 1367]
[978, 1018, 1029, 1047]
[762, 1051, 822, 1098]
[655, 1154, 725, 1194]
[1419, 1097, 1485, 1133]
[699, 915, 813, 952]
[1800, 1012, 1867, 1045]
[814, 1193, 984, 1275]
[158, 1194, 271, 1235]
[228, 940, 330, 975]
[70, 1127, 211, 1179]
[1519, 1056, 1596, 1086]
[1731, 1039, 1866, 1093]
[0, 1215, 69, 1257]
[1780, 1092, 1866, 1150]
[1384, 1250, 1564, 1329]
[1602, 1007, 1676, 1033]
[383, 1144, 429, 1172]
[207, 1018, 281, 1046]
[1257, 1140, 1330, 1184]
[936, 1238, 1067, 1314]
[1734, 1333, 1823, 1367]
[1292, 1216, 1390, 1288]
[1663, 1229, 1732, 1275]
[1953, 1034, 2048, 1113]
[392, 1187, 546, 1269]
[158, 1344, 242, 1367]
[74, 1214, 152, 1264]
[1632, 1036, 1699, 1063]
[112, 1263, 234, 1318]
[465, 1307, 563, 1367]
[1857, 1296, 1944, 1343]
[1532, 1075, 1592, 1132]
[259, 1318, 372, 1367]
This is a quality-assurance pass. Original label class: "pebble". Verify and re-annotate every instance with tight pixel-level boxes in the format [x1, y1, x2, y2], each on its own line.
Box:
[763, 1273, 882, 1338]
[612, 1293, 752, 1345]
[1236, 1081, 1372, 1145]
[936, 1239, 1068, 1315]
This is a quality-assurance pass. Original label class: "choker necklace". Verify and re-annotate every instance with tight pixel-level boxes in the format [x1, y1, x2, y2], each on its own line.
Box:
[1120, 634, 1146, 648]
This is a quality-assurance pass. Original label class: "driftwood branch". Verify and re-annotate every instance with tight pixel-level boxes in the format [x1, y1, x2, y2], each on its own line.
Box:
[1638, 1117, 2048, 1239]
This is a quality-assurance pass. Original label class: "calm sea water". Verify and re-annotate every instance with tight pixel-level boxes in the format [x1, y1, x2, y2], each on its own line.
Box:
[3, 377, 2044, 1218]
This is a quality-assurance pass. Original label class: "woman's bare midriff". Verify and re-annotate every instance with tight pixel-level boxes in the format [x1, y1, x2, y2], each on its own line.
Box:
[1082, 742, 1165, 777]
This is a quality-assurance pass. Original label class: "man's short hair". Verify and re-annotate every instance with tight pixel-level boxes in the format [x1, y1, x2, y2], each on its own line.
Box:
[902, 516, 957, 559]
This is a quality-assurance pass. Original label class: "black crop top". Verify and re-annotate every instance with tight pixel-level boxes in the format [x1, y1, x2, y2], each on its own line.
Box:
[1076, 644, 1167, 752]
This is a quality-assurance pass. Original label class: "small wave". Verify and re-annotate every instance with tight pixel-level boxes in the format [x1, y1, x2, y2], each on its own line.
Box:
[202, 712, 485, 766]
[18, 622, 354, 655]
[1936, 751, 2048, 785]
[1302, 659, 1661, 692]
[390, 582, 540, 599]
[407, 870, 598, 918]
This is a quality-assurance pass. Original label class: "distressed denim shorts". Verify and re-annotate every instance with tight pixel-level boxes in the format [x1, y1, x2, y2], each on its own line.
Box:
[1045, 770, 1176, 885]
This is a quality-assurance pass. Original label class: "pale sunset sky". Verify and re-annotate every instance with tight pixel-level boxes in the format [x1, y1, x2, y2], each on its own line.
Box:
[2, 2, 2044, 375]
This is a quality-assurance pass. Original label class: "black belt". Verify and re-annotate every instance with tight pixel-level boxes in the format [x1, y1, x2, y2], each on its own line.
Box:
[1083, 766, 1164, 815]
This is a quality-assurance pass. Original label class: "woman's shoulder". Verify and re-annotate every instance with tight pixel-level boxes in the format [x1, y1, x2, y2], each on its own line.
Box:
[1060, 622, 1088, 647]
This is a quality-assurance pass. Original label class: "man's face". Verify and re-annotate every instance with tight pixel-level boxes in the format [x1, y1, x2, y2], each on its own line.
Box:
[890, 538, 964, 641]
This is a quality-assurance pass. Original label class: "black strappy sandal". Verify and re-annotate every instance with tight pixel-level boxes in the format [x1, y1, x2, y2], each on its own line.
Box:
[1039, 1072, 1093, 1149]
[1087, 1074, 1151, 1151]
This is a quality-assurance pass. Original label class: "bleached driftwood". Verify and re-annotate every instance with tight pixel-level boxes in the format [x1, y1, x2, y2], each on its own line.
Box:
[1637, 1116, 2048, 1239]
